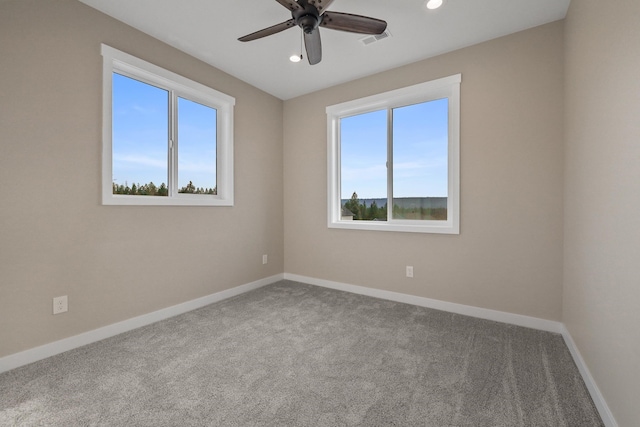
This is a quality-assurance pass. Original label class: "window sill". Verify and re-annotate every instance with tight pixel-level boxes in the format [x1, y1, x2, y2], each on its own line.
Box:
[328, 220, 459, 234]
[103, 194, 233, 206]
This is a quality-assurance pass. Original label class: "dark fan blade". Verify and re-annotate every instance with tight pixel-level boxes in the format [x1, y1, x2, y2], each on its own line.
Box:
[309, 0, 336, 14]
[304, 29, 322, 65]
[275, 0, 302, 12]
[320, 11, 387, 35]
[238, 19, 296, 42]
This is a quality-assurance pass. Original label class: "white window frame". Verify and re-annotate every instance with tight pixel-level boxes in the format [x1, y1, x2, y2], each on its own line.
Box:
[327, 74, 461, 234]
[101, 44, 235, 206]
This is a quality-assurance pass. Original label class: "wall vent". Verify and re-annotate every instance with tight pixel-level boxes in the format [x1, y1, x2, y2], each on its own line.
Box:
[359, 30, 392, 46]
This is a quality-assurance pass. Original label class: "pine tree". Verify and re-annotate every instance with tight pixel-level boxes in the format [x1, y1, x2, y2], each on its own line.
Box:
[344, 192, 360, 219]
[369, 200, 379, 219]
[147, 182, 157, 196]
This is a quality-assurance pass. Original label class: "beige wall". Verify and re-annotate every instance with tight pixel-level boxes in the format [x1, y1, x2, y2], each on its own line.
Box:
[0, 0, 284, 357]
[2, 0, 638, 423]
[284, 22, 565, 321]
[564, 1, 640, 425]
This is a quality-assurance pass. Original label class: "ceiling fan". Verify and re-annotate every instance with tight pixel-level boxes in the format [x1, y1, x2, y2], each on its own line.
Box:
[238, 0, 387, 65]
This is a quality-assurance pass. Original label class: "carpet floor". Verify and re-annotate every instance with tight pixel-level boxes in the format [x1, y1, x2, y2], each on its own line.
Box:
[0, 280, 603, 426]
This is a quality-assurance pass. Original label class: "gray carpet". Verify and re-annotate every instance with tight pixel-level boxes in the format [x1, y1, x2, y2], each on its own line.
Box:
[1, 280, 603, 426]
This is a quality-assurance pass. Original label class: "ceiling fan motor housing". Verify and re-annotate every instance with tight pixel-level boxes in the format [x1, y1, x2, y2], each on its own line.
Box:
[293, 0, 320, 34]
[298, 14, 319, 33]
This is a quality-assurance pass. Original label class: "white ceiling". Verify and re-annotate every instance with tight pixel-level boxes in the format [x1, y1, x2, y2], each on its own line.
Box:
[79, 0, 570, 100]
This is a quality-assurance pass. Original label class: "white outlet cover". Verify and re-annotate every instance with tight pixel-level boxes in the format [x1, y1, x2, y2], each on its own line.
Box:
[406, 266, 414, 278]
[53, 296, 68, 314]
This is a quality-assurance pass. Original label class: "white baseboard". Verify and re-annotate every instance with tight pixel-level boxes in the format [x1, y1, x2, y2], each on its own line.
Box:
[0, 274, 284, 374]
[560, 325, 619, 427]
[1, 272, 616, 427]
[284, 273, 617, 427]
[284, 273, 564, 333]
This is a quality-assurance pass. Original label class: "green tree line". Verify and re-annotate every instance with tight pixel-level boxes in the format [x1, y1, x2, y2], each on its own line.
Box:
[112, 180, 216, 196]
[343, 192, 387, 221]
[343, 192, 447, 221]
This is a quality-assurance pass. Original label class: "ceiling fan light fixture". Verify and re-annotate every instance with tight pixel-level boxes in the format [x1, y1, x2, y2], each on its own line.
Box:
[290, 54, 302, 63]
[426, 0, 443, 10]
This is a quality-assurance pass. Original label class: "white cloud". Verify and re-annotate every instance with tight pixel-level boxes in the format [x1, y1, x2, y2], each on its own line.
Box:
[113, 154, 165, 168]
[178, 160, 215, 174]
[341, 164, 386, 181]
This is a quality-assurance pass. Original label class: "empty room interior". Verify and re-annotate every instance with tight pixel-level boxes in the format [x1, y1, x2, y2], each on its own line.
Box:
[0, 0, 638, 426]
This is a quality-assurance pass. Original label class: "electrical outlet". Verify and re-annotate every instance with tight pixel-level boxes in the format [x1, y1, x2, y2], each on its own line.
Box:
[406, 266, 414, 278]
[53, 296, 68, 314]
[262, 254, 268, 265]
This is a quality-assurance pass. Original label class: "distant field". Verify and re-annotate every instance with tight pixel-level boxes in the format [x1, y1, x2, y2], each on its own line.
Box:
[341, 197, 447, 221]
[341, 197, 447, 209]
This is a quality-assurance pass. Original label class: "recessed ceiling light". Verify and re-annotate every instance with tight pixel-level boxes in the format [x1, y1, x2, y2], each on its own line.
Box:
[426, 0, 443, 10]
[289, 54, 302, 63]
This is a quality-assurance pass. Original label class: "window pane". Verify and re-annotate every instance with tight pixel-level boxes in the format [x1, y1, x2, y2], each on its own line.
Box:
[112, 73, 169, 196]
[340, 110, 387, 221]
[392, 98, 448, 220]
[177, 97, 217, 195]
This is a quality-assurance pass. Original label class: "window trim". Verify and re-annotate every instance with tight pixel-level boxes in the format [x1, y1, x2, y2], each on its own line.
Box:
[101, 44, 235, 206]
[326, 74, 461, 234]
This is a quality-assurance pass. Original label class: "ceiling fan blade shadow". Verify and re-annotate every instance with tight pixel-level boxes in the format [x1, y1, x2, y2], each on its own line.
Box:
[304, 29, 322, 65]
[310, 0, 336, 14]
[274, 0, 302, 12]
[238, 19, 296, 42]
[320, 11, 387, 35]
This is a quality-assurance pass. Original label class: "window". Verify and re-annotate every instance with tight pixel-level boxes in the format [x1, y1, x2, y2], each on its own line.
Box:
[327, 74, 460, 234]
[101, 44, 235, 206]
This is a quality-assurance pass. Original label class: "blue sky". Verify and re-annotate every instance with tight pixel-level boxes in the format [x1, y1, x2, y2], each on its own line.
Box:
[112, 72, 445, 198]
[340, 98, 449, 199]
[177, 97, 217, 190]
[112, 73, 217, 190]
